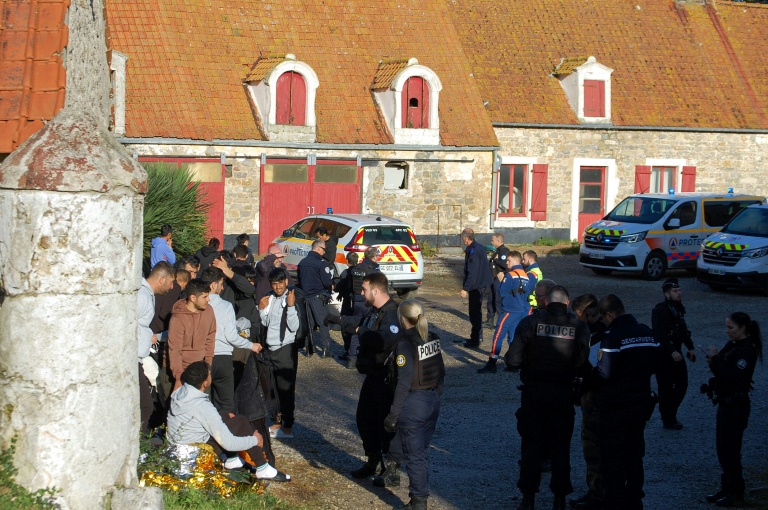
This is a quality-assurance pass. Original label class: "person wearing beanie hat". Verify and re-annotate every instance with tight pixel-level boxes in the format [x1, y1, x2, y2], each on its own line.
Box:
[652, 278, 696, 430]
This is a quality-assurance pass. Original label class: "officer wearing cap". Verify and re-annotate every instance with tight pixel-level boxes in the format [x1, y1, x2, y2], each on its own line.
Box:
[298, 239, 334, 356]
[652, 278, 696, 430]
[505, 285, 590, 510]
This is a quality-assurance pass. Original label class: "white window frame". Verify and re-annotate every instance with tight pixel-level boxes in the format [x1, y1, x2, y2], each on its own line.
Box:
[645, 158, 687, 194]
[494, 156, 537, 228]
[570, 158, 617, 241]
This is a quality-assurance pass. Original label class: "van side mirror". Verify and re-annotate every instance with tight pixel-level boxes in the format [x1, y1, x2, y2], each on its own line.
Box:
[283, 229, 292, 237]
[666, 218, 680, 230]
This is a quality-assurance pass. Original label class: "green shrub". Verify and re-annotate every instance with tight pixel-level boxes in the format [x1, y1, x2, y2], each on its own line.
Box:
[142, 163, 211, 264]
[419, 240, 437, 258]
[0, 437, 57, 510]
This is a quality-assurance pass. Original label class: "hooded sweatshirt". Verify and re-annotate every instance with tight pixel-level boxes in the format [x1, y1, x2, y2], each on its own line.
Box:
[209, 294, 253, 355]
[150, 237, 176, 267]
[168, 300, 217, 380]
[167, 383, 258, 452]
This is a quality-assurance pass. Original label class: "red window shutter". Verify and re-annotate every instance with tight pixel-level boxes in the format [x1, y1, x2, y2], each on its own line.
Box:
[584, 80, 605, 117]
[290, 72, 306, 125]
[401, 77, 428, 128]
[275, 72, 292, 125]
[530, 164, 548, 221]
[681, 166, 696, 192]
[634, 165, 651, 193]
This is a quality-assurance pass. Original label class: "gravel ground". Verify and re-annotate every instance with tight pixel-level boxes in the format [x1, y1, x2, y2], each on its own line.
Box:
[265, 253, 767, 510]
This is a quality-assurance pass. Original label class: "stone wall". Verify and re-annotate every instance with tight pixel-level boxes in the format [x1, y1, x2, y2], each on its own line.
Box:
[495, 127, 768, 239]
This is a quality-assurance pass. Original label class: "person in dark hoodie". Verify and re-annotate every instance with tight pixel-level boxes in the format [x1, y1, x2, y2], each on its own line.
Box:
[195, 237, 221, 272]
[167, 361, 290, 482]
[255, 245, 293, 301]
[168, 279, 217, 391]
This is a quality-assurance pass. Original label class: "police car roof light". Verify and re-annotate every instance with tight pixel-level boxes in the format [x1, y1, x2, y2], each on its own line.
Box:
[668, 188, 675, 196]
[727, 187, 734, 195]
[327, 207, 333, 214]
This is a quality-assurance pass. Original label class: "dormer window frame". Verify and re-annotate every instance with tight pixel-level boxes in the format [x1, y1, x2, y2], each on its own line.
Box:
[265, 58, 319, 127]
[554, 56, 613, 125]
[372, 58, 443, 146]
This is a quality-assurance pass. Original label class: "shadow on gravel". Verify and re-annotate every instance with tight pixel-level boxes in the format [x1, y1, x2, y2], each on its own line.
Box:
[418, 295, 471, 323]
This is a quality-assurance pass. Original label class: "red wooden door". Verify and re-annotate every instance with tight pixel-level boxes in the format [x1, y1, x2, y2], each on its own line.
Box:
[275, 71, 306, 125]
[577, 166, 606, 241]
[258, 161, 311, 253]
[311, 161, 362, 216]
[401, 76, 429, 128]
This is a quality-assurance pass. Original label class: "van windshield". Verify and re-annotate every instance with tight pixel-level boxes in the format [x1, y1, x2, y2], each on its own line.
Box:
[722, 208, 768, 238]
[605, 197, 676, 225]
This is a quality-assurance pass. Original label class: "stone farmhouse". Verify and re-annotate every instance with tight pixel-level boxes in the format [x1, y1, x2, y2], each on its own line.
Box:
[2, 0, 767, 251]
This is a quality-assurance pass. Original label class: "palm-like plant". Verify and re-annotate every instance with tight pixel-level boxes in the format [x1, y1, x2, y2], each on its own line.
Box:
[142, 163, 211, 263]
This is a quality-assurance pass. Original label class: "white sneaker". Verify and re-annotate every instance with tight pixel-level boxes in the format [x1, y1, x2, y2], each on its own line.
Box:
[223, 456, 244, 470]
[273, 428, 294, 439]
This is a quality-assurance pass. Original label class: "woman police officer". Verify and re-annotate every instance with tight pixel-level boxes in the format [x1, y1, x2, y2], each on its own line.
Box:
[704, 312, 762, 507]
[376, 299, 446, 510]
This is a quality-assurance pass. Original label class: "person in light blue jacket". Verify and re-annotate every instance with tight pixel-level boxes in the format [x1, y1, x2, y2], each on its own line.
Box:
[167, 361, 291, 482]
[150, 223, 176, 268]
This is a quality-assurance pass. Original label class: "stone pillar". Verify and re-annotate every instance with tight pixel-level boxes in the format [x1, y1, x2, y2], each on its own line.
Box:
[0, 109, 149, 509]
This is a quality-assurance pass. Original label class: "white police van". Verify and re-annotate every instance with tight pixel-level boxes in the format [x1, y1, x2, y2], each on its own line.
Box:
[271, 213, 424, 296]
[579, 191, 762, 280]
[697, 201, 768, 293]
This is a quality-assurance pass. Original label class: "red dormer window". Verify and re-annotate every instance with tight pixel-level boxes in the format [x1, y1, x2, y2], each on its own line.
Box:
[583, 80, 605, 118]
[401, 76, 429, 128]
[275, 71, 306, 125]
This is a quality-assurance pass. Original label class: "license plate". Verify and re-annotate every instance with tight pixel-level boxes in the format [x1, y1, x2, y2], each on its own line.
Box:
[708, 268, 726, 275]
[380, 264, 404, 272]
[589, 253, 605, 260]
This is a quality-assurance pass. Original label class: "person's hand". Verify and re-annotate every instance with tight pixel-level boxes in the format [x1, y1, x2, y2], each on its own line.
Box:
[460, 290, 468, 299]
[212, 257, 234, 278]
[252, 430, 263, 446]
[383, 415, 397, 433]
[671, 351, 683, 362]
[496, 272, 505, 282]
[151, 333, 158, 345]
[286, 289, 296, 307]
[686, 350, 696, 362]
[167, 238, 173, 248]
[258, 296, 271, 310]
[324, 314, 340, 326]
[251, 342, 263, 353]
[708, 345, 718, 358]
[228, 413, 236, 418]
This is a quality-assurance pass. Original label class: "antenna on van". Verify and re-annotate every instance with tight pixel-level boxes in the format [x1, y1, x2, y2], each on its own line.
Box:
[376, 216, 382, 221]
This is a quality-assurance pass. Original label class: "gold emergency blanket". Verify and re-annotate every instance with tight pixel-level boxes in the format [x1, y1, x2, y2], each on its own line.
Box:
[139, 443, 264, 497]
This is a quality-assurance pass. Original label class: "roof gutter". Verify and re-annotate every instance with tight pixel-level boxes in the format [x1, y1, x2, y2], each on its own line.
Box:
[491, 123, 768, 134]
[117, 137, 499, 152]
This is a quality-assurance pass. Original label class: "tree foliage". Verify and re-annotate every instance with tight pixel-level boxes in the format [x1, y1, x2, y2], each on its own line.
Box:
[142, 163, 210, 264]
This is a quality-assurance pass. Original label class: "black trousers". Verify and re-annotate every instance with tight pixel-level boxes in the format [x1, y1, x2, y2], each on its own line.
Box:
[485, 280, 500, 318]
[599, 403, 647, 510]
[270, 342, 298, 429]
[356, 374, 395, 457]
[580, 390, 604, 500]
[138, 362, 153, 434]
[389, 389, 440, 498]
[211, 354, 236, 414]
[207, 412, 268, 468]
[306, 295, 332, 351]
[657, 356, 688, 425]
[716, 399, 750, 497]
[467, 288, 485, 343]
[516, 386, 575, 497]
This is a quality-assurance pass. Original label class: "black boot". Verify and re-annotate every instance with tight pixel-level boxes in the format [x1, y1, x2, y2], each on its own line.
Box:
[351, 455, 381, 479]
[518, 493, 535, 510]
[399, 495, 428, 509]
[373, 460, 401, 487]
[477, 358, 497, 374]
[553, 495, 566, 510]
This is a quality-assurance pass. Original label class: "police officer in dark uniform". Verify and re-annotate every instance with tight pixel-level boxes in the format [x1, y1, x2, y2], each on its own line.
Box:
[594, 294, 660, 510]
[704, 312, 762, 507]
[505, 285, 590, 510]
[329, 272, 402, 479]
[314, 226, 338, 274]
[485, 233, 510, 327]
[298, 239, 334, 356]
[374, 299, 445, 510]
[651, 278, 696, 430]
[460, 228, 493, 348]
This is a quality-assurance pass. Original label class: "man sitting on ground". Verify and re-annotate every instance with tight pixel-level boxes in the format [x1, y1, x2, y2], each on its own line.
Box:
[167, 361, 291, 482]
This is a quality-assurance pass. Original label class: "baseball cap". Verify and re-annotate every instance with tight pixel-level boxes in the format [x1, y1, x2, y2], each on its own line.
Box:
[661, 278, 680, 291]
[269, 245, 286, 258]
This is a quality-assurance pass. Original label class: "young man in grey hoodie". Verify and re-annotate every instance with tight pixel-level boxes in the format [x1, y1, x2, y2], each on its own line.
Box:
[167, 361, 290, 482]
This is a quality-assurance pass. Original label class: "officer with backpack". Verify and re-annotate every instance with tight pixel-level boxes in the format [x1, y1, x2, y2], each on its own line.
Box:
[259, 267, 303, 440]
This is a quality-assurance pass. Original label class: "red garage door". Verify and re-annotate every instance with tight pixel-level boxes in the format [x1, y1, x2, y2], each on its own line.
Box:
[259, 159, 361, 254]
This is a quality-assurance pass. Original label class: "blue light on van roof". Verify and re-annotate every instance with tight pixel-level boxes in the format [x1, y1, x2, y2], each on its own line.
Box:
[727, 188, 734, 196]
[327, 208, 333, 214]
[668, 188, 675, 196]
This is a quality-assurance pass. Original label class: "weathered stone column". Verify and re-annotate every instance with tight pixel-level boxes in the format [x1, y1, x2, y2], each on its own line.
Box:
[0, 0, 159, 508]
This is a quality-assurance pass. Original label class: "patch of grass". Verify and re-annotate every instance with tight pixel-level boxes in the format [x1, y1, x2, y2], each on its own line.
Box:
[0, 437, 58, 510]
[533, 237, 568, 246]
[163, 487, 292, 510]
[549, 243, 581, 255]
[420, 240, 437, 258]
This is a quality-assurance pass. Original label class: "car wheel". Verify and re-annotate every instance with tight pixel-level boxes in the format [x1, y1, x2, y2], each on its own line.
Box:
[642, 252, 666, 281]
[591, 268, 613, 276]
[395, 287, 419, 299]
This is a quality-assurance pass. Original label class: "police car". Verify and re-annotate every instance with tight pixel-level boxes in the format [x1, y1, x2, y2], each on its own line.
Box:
[697, 201, 768, 293]
[271, 213, 424, 296]
[579, 191, 763, 280]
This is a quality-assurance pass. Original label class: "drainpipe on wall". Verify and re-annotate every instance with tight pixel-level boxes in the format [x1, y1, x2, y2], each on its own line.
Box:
[489, 150, 502, 231]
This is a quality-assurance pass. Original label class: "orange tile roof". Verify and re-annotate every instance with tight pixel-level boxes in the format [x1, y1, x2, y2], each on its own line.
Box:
[448, 0, 768, 128]
[0, 0, 69, 153]
[371, 59, 410, 90]
[244, 56, 288, 83]
[552, 57, 590, 77]
[104, 0, 499, 147]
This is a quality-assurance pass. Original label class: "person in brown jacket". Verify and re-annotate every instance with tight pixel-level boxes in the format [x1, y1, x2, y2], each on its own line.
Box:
[168, 278, 217, 390]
